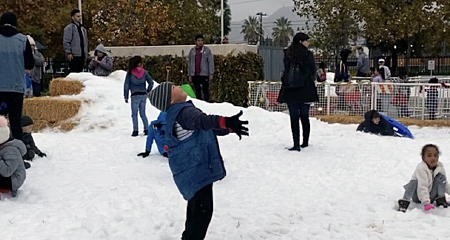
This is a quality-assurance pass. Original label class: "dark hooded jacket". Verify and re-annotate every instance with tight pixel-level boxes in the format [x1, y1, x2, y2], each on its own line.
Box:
[357, 110, 394, 136]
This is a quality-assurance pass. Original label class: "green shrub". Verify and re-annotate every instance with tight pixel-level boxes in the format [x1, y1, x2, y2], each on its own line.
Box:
[113, 52, 264, 107]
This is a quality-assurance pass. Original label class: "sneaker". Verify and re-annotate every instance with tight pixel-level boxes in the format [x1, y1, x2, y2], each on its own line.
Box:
[435, 197, 448, 208]
[398, 199, 410, 212]
[144, 130, 148, 136]
[131, 131, 138, 137]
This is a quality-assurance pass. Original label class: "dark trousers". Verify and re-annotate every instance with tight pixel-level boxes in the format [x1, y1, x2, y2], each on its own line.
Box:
[68, 56, 86, 73]
[32, 81, 41, 97]
[182, 183, 213, 240]
[287, 102, 310, 147]
[192, 76, 210, 102]
[0, 175, 12, 191]
[0, 92, 24, 141]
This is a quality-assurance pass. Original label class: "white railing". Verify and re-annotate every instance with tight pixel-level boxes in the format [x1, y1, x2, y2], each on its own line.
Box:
[248, 81, 450, 120]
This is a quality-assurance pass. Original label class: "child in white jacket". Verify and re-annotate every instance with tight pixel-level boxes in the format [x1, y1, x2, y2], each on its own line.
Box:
[398, 144, 450, 212]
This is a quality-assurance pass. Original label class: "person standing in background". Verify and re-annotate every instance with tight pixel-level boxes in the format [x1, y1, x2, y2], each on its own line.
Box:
[378, 58, 391, 79]
[356, 47, 370, 77]
[0, 12, 35, 141]
[188, 34, 214, 102]
[27, 35, 45, 97]
[63, 9, 88, 73]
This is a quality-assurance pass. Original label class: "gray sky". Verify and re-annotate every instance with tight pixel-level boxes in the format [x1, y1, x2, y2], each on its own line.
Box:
[228, 0, 295, 22]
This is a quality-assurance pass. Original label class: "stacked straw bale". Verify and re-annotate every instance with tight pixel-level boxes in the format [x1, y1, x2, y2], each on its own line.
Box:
[23, 96, 83, 132]
[49, 78, 84, 96]
[315, 115, 450, 127]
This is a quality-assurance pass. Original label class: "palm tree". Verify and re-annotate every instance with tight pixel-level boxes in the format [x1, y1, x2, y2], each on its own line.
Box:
[272, 17, 294, 47]
[241, 16, 262, 45]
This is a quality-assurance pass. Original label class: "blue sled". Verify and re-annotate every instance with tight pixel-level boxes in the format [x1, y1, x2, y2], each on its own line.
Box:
[380, 113, 414, 139]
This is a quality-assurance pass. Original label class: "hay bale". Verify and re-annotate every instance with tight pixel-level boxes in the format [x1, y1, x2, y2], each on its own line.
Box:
[316, 115, 450, 127]
[31, 120, 78, 132]
[49, 78, 84, 96]
[23, 97, 82, 122]
[316, 115, 363, 124]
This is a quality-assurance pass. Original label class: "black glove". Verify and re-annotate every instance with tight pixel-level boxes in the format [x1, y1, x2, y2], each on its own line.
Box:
[38, 152, 47, 158]
[225, 111, 249, 140]
[153, 123, 163, 129]
[137, 151, 150, 158]
[162, 152, 168, 158]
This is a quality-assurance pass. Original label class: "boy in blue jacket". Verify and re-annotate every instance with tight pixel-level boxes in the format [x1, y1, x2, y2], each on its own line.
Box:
[148, 82, 249, 240]
[137, 111, 168, 158]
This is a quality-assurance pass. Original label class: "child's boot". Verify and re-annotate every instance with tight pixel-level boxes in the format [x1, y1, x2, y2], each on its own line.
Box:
[131, 130, 138, 137]
[398, 199, 410, 212]
[435, 197, 448, 208]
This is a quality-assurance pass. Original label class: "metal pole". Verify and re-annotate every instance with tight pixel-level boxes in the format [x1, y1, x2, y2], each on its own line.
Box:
[221, 0, 224, 44]
[259, 14, 263, 45]
[78, 0, 82, 24]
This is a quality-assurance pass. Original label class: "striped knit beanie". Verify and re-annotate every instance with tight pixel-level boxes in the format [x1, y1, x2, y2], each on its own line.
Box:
[148, 82, 173, 112]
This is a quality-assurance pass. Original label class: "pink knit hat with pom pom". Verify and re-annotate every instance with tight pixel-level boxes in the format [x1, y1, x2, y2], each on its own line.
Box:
[0, 116, 10, 145]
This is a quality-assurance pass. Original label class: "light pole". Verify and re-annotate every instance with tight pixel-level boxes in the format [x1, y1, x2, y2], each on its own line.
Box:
[78, 0, 82, 24]
[221, 0, 224, 44]
[256, 12, 267, 45]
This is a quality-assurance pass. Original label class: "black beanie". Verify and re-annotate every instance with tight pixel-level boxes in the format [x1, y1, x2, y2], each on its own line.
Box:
[293, 32, 309, 43]
[21, 115, 34, 127]
[0, 12, 17, 27]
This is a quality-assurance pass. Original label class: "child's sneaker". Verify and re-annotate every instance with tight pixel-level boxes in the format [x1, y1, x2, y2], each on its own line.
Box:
[435, 197, 448, 208]
[398, 199, 410, 212]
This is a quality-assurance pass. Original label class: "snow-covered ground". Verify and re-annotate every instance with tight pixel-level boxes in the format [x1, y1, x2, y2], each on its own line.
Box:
[3, 71, 450, 239]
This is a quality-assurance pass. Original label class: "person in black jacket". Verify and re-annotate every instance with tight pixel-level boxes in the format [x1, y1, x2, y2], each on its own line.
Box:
[279, 32, 319, 151]
[357, 110, 394, 136]
[21, 115, 46, 164]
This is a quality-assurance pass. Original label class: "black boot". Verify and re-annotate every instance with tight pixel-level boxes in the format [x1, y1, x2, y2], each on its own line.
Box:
[143, 130, 148, 136]
[301, 143, 308, 148]
[131, 131, 138, 137]
[287, 146, 301, 151]
[23, 161, 31, 169]
[398, 199, 410, 212]
[435, 197, 448, 208]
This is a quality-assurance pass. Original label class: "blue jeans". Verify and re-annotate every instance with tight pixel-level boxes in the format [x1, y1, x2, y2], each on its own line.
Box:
[131, 94, 149, 131]
[287, 102, 311, 147]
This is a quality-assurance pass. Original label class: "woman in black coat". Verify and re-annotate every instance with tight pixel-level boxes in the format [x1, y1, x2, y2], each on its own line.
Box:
[280, 32, 319, 151]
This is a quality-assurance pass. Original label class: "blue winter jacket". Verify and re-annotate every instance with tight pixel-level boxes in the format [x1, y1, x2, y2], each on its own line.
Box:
[145, 112, 167, 155]
[166, 101, 227, 201]
[123, 69, 154, 100]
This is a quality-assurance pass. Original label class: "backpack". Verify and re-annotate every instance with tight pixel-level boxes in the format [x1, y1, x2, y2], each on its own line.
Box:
[282, 60, 307, 88]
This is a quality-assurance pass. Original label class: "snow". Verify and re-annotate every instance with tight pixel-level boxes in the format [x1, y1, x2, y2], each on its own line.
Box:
[3, 71, 450, 239]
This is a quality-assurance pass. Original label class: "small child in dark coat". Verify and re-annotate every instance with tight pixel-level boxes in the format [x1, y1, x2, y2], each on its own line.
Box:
[21, 115, 46, 162]
[148, 82, 249, 240]
[357, 110, 394, 136]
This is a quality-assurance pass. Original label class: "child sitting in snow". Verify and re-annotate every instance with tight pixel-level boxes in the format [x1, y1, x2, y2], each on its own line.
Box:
[398, 144, 450, 212]
[21, 115, 46, 164]
[356, 110, 394, 136]
[148, 82, 249, 239]
[137, 111, 168, 158]
[0, 116, 27, 198]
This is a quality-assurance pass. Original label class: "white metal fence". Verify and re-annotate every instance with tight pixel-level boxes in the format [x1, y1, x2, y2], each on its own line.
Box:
[248, 81, 450, 120]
